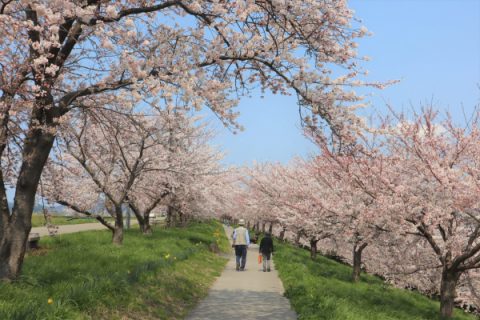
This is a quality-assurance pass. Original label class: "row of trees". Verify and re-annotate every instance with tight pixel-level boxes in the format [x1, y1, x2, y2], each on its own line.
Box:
[0, 0, 375, 281]
[41, 103, 226, 243]
[0, 3, 474, 319]
[231, 109, 480, 319]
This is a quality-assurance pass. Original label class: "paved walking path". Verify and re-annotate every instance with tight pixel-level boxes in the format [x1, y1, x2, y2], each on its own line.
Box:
[31, 222, 109, 237]
[187, 225, 297, 320]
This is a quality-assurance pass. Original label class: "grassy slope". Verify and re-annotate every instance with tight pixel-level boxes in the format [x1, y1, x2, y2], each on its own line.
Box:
[274, 241, 477, 320]
[0, 220, 229, 320]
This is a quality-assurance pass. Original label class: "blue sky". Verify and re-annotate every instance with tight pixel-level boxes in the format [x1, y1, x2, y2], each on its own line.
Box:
[211, 0, 480, 166]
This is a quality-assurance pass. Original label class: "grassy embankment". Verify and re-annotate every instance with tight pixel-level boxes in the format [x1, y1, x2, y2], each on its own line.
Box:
[0, 220, 229, 320]
[274, 241, 477, 320]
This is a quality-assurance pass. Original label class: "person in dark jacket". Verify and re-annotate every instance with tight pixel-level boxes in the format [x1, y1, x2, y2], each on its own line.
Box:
[259, 232, 274, 272]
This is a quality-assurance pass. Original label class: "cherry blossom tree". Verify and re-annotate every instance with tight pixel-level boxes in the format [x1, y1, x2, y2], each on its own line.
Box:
[376, 109, 480, 318]
[310, 108, 480, 317]
[42, 106, 167, 244]
[242, 161, 338, 258]
[306, 133, 393, 282]
[44, 100, 225, 240]
[126, 105, 220, 232]
[1, 0, 379, 280]
[227, 107, 479, 318]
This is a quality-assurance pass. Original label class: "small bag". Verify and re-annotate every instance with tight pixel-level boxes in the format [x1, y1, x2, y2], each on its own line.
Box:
[258, 254, 263, 264]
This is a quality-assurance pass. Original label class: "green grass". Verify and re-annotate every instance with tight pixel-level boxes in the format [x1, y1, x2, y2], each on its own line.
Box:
[274, 241, 477, 320]
[0, 220, 229, 320]
[31, 214, 103, 227]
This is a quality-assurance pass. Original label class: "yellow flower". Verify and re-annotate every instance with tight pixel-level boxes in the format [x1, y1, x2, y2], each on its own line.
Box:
[165, 253, 170, 259]
[48, 298, 53, 305]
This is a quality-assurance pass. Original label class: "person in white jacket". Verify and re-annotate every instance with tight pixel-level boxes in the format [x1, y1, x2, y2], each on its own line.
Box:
[232, 219, 250, 271]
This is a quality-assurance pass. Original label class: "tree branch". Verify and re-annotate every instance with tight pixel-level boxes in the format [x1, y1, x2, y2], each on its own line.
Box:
[56, 200, 114, 231]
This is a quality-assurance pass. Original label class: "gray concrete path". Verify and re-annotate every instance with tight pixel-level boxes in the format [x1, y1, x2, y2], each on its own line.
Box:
[187, 225, 297, 320]
[31, 222, 109, 237]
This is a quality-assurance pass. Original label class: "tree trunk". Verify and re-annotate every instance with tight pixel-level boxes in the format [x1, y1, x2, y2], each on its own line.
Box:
[295, 232, 302, 246]
[138, 218, 152, 235]
[183, 213, 190, 226]
[178, 211, 183, 226]
[141, 214, 152, 235]
[440, 268, 460, 319]
[112, 206, 124, 245]
[127, 203, 152, 235]
[135, 215, 146, 233]
[352, 243, 368, 282]
[166, 205, 177, 227]
[247, 221, 251, 229]
[0, 224, 29, 281]
[310, 238, 319, 259]
[112, 225, 123, 245]
[142, 224, 153, 234]
[261, 222, 266, 233]
[0, 123, 56, 281]
[0, 96, 12, 246]
[279, 227, 286, 241]
[179, 211, 188, 227]
[0, 172, 9, 246]
[268, 222, 273, 234]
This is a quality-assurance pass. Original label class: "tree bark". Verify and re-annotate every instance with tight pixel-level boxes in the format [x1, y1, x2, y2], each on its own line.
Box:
[261, 222, 266, 233]
[440, 268, 460, 319]
[0, 124, 56, 280]
[0, 171, 10, 247]
[279, 227, 286, 241]
[178, 211, 187, 227]
[127, 195, 165, 235]
[268, 222, 273, 234]
[310, 238, 319, 259]
[166, 205, 179, 228]
[112, 205, 124, 245]
[0, 96, 13, 247]
[166, 205, 174, 227]
[181, 213, 189, 226]
[136, 217, 152, 235]
[295, 232, 302, 246]
[141, 215, 153, 235]
[352, 243, 368, 282]
[129, 205, 146, 234]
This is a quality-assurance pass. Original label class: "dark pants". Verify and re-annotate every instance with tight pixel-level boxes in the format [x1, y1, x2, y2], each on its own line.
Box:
[235, 245, 247, 270]
[262, 253, 271, 271]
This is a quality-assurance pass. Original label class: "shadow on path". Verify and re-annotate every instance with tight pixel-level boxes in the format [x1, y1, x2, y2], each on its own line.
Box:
[186, 225, 297, 320]
[186, 289, 297, 320]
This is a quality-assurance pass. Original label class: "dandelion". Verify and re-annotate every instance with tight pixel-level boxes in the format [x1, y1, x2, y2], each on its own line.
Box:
[165, 253, 170, 259]
[48, 298, 53, 305]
